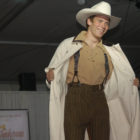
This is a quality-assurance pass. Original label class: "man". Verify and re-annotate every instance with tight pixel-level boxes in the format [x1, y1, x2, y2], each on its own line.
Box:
[45, 1, 140, 140]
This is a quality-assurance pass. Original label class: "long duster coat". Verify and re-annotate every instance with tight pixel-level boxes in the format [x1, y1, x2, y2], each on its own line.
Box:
[45, 37, 140, 140]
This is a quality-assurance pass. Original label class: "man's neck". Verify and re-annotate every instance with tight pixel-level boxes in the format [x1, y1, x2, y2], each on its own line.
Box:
[85, 32, 101, 48]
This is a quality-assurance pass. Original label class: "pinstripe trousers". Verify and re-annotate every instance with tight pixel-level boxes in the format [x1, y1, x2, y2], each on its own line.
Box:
[64, 83, 110, 140]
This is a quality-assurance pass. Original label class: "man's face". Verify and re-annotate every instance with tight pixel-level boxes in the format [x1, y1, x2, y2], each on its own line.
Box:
[87, 15, 110, 39]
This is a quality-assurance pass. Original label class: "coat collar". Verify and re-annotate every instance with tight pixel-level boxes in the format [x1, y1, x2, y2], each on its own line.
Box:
[52, 38, 83, 69]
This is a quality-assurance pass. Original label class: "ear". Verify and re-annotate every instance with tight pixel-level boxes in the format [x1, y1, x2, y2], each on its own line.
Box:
[87, 18, 92, 26]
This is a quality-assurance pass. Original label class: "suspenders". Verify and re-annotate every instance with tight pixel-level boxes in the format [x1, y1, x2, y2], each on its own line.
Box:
[102, 53, 110, 86]
[71, 50, 110, 88]
[71, 50, 80, 85]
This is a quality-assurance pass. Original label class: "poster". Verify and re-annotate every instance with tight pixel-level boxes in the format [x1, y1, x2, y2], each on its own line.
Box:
[0, 110, 29, 140]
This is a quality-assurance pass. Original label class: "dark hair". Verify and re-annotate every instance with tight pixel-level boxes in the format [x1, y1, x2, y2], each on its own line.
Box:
[86, 15, 110, 29]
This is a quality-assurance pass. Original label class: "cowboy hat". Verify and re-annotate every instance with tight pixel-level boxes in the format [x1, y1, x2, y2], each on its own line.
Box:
[76, 1, 121, 29]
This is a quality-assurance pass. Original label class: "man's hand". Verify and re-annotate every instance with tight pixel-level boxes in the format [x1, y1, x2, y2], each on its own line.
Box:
[46, 69, 54, 83]
[133, 78, 139, 87]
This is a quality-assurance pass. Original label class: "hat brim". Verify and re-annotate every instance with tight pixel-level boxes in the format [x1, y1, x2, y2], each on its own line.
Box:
[76, 9, 121, 30]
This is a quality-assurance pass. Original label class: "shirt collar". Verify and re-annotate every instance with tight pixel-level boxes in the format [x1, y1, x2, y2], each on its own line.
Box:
[73, 31, 103, 48]
[74, 31, 87, 42]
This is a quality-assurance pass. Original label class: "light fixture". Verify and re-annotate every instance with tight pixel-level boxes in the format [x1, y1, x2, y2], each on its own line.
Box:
[77, 0, 86, 5]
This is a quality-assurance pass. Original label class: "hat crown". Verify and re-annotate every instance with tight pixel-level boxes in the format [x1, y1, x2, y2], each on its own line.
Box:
[90, 1, 111, 16]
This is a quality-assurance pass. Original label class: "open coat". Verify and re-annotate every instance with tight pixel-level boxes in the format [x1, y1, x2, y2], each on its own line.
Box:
[45, 37, 140, 140]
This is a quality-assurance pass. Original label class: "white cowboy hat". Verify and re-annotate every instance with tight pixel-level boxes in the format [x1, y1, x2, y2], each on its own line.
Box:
[76, 1, 121, 29]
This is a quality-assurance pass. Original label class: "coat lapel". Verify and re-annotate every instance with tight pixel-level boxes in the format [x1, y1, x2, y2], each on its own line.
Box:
[53, 42, 82, 69]
[104, 45, 135, 77]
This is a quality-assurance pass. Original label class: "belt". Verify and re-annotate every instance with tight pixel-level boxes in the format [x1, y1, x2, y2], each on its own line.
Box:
[68, 82, 104, 90]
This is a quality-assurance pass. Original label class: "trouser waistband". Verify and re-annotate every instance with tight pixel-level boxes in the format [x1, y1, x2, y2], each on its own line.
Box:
[68, 82, 104, 91]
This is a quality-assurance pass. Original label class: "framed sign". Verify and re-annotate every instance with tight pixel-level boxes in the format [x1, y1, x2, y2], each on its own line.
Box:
[0, 109, 30, 140]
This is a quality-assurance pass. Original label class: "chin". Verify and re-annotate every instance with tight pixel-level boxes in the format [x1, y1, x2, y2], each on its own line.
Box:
[96, 35, 103, 39]
[98, 33, 105, 38]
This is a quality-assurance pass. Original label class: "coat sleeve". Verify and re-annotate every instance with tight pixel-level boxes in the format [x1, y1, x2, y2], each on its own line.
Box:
[44, 38, 71, 88]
